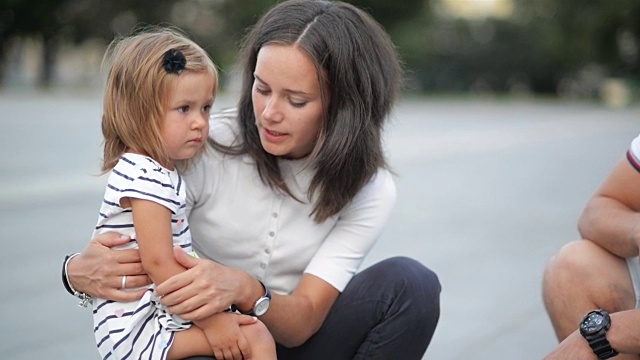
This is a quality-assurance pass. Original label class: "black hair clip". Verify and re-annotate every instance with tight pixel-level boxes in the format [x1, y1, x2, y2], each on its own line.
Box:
[163, 49, 186, 74]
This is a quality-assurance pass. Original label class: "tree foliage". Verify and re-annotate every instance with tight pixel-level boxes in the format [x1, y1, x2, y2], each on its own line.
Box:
[1, 0, 639, 96]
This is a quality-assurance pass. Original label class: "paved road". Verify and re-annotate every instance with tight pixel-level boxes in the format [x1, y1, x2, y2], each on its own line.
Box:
[1, 88, 638, 359]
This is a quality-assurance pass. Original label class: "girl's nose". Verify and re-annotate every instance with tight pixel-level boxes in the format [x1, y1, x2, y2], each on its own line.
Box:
[192, 112, 208, 129]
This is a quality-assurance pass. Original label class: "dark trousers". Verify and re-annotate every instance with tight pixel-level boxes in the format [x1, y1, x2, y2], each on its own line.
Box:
[186, 256, 441, 360]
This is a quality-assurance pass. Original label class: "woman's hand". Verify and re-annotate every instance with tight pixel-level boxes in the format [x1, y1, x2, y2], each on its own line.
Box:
[155, 247, 249, 321]
[67, 232, 150, 301]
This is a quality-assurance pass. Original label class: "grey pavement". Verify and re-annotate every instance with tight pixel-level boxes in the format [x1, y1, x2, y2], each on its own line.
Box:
[1, 88, 639, 359]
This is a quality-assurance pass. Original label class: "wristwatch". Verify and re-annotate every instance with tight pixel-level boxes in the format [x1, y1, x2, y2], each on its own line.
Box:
[239, 280, 271, 317]
[579, 309, 618, 359]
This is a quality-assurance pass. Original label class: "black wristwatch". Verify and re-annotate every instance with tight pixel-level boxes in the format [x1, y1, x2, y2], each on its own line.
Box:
[579, 309, 618, 359]
[235, 280, 271, 317]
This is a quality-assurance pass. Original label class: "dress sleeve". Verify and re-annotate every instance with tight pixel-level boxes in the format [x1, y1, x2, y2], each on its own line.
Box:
[303, 168, 397, 292]
[627, 134, 640, 172]
[117, 163, 182, 214]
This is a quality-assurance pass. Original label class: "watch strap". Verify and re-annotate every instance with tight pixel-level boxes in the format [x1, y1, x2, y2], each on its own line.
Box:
[587, 337, 618, 360]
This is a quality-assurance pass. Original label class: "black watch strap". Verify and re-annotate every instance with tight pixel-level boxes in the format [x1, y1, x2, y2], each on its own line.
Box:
[587, 337, 618, 360]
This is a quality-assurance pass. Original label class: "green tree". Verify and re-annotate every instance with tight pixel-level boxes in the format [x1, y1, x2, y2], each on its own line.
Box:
[512, 0, 640, 91]
[0, 0, 69, 85]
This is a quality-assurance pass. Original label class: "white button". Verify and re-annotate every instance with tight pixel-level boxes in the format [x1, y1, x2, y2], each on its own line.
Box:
[272, 212, 278, 218]
[260, 263, 266, 269]
[265, 248, 271, 254]
[269, 231, 275, 237]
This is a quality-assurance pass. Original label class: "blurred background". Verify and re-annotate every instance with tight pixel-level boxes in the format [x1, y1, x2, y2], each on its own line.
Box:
[1, 0, 640, 105]
[2, 0, 640, 359]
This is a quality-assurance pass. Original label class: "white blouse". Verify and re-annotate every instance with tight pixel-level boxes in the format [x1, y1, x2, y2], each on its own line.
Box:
[184, 109, 396, 295]
[629, 133, 640, 169]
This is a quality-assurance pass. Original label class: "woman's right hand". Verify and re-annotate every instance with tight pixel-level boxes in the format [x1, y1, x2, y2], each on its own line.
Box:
[67, 232, 151, 302]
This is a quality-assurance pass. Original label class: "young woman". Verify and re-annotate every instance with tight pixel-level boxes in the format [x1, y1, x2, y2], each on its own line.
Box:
[63, 1, 441, 358]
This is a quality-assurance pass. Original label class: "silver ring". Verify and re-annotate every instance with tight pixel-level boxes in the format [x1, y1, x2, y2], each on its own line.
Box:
[121, 275, 127, 290]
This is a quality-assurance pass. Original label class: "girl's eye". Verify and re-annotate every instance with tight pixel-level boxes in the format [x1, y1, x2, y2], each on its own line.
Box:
[178, 105, 189, 113]
[202, 104, 212, 112]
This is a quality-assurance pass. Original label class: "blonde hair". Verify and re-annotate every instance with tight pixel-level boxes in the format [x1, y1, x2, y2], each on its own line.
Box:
[101, 26, 218, 172]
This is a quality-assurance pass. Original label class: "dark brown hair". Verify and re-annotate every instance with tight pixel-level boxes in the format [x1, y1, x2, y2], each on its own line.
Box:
[214, 0, 401, 222]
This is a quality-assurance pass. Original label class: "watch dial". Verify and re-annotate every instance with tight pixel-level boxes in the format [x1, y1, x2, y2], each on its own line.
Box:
[583, 313, 604, 333]
[255, 298, 270, 316]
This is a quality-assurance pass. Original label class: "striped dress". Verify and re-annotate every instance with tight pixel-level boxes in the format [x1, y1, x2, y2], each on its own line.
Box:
[91, 153, 194, 360]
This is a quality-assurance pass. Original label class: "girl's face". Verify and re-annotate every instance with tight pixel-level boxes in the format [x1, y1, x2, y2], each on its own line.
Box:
[252, 44, 326, 159]
[161, 71, 215, 168]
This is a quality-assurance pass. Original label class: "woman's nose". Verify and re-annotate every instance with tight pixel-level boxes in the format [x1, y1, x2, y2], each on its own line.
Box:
[262, 97, 284, 123]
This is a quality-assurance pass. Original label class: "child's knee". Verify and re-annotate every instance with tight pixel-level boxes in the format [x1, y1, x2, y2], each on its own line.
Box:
[243, 320, 274, 347]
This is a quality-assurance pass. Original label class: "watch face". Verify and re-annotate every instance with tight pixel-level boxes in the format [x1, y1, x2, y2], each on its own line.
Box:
[582, 312, 605, 334]
[254, 297, 270, 317]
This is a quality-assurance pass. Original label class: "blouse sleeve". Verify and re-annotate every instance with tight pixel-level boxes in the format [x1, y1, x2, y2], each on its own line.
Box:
[303, 168, 397, 292]
[627, 134, 640, 172]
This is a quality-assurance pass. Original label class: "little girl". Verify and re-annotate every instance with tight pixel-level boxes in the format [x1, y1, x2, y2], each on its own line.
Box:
[90, 28, 276, 360]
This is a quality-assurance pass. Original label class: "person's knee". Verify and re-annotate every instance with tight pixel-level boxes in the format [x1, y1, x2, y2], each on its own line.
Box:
[379, 257, 441, 324]
[542, 239, 632, 312]
[544, 240, 598, 292]
[379, 256, 441, 296]
[243, 320, 274, 347]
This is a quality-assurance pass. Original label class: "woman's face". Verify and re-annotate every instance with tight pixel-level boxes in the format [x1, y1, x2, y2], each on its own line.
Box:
[252, 44, 325, 159]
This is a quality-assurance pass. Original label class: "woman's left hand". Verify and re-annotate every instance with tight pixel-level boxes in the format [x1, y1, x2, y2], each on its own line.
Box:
[155, 247, 245, 320]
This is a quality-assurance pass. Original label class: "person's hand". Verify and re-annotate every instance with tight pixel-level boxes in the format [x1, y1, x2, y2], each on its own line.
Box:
[68, 232, 151, 302]
[197, 312, 258, 360]
[544, 331, 597, 360]
[155, 247, 245, 320]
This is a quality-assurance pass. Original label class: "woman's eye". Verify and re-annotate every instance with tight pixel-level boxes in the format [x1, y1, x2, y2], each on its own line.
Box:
[255, 87, 269, 95]
[290, 100, 307, 108]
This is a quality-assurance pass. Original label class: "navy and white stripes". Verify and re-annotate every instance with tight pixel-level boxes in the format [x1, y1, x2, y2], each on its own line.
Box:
[91, 153, 194, 360]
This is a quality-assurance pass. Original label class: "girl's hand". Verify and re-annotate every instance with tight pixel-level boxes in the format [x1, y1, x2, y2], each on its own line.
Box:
[68, 232, 150, 302]
[197, 313, 258, 360]
[155, 247, 245, 320]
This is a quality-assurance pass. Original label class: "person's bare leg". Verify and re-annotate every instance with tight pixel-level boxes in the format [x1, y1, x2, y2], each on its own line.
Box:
[543, 240, 640, 359]
[170, 320, 276, 360]
[168, 327, 213, 360]
[239, 320, 277, 359]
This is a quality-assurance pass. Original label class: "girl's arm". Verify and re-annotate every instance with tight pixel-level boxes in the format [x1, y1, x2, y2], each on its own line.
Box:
[127, 197, 187, 284]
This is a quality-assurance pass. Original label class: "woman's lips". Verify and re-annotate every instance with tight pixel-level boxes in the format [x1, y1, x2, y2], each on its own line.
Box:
[264, 128, 288, 142]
